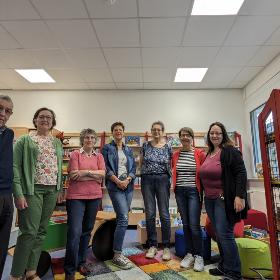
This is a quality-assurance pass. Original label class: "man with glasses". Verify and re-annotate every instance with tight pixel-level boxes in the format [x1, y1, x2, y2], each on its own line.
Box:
[0, 95, 14, 279]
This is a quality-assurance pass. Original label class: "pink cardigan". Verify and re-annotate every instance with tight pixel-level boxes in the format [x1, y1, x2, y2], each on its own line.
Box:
[172, 148, 206, 193]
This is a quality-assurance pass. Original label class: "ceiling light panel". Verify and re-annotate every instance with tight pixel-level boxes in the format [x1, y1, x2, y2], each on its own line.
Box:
[174, 68, 208, 82]
[15, 69, 56, 83]
[191, 0, 244, 15]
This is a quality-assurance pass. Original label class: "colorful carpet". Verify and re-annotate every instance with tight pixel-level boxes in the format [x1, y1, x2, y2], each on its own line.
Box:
[51, 246, 221, 280]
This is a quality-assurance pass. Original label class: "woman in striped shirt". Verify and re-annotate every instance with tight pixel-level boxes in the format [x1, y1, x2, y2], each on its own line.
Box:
[172, 127, 206, 272]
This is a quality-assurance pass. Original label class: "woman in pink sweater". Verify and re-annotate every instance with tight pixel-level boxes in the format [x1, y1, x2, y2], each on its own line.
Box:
[64, 129, 105, 280]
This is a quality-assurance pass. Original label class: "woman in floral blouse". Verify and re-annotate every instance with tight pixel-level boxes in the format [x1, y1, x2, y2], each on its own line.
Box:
[140, 121, 172, 261]
[10, 108, 64, 280]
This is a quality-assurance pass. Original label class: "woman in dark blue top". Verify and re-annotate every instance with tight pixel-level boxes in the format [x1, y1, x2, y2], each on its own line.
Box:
[140, 121, 172, 261]
[102, 122, 136, 270]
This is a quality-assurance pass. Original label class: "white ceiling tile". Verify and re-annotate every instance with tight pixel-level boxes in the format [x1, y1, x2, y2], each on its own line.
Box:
[143, 68, 176, 82]
[31, 0, 88, 19]
[0, 81, 10, 89]
[179, 47, 219, 67]
[227, 81, 248, 88]
[203, 67, 242, 84]
[266, 27, 280, 45]
[199, 81, 230, 89]
[0, 49, 40, 68]
[0, 69, 32, 85]
[2, 21, 59, 48]
[182, 16, 235, 46]
[30, 49, 74, 69]
[139, 0, 192, 17]
[53, 83, 90, 90]
[239, 0, 280, 16]
[141, 18, 185, 47]
[47, 69, 84, 83]
[47, 20, 99, 48]
[93, 19, 139, 47]
[142, 47, 180, 67]
[0, 26, 21, 49]
[79, 68, 113, 83]
[87, 83, 116, 89]
[0, 0, 40, 20]
[85, 0, 137, 18]
[212, 46, 259, 67]
[171, 82, 200, 89]
[65, 49, 107, 68]
[247, 46, 280, 67]
[143, 82, 172, 89]
[116, 83, 143, 89]
[103, 48, 141, 67]
[225, 16, 280, 46]
[233, 67, 263, 82]
[111, 68, 142, 83]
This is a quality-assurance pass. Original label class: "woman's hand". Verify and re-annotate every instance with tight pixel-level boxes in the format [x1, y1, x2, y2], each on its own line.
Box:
[57, 192, 65, 204]
[117, 179, 130, 190]
[234, 196, 245, 212]
[15, 197, 28, 210]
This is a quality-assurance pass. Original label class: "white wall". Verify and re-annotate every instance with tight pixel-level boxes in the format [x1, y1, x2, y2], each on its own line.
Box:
[243, 53, 280, 177]
[5, 88, 245, 133]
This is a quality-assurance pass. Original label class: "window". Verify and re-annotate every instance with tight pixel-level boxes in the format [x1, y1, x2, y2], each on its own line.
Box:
[250, 103, 265, 172]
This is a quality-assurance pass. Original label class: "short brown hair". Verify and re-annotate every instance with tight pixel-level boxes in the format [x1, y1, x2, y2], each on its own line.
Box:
[111, 121, 125, 132]
[33, 107, 56, 129]
[179, 127, 194, 138]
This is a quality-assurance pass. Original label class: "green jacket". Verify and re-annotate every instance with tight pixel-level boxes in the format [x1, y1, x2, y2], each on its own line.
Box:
[13, 134, 63, 198]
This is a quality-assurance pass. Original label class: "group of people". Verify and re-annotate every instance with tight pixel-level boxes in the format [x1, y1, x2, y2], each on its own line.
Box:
[0, 94, 247, 280]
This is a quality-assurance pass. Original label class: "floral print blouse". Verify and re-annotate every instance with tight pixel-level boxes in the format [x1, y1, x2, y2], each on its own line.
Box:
[30, 132, 58, 185]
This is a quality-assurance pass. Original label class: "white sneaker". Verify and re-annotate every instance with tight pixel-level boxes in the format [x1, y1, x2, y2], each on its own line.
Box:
[180, 253, 194, 269]
[146, 246, 157, 258]
[112, 254, 133, 270]
[162, 248, 171, 261]
[193, 255, 204, 272]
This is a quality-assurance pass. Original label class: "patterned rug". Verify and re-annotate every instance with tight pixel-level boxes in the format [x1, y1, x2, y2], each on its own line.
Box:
[51, 246, 221, 280]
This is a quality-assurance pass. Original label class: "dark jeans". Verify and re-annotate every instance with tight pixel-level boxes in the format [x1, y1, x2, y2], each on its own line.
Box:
[175, 186, 203, 256]
[64, 199, 100, 276]
[141, 174, 171, 248]
[205, 197, 242, 280]
[108, 187, 133, 253]
[0, 194, 13, 279]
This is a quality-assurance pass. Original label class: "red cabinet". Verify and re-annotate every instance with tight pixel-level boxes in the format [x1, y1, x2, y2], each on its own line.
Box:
[258, 89, 280, 280]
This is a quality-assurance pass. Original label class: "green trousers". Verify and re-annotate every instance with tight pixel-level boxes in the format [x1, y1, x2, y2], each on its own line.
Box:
[11, 185, 58, 277]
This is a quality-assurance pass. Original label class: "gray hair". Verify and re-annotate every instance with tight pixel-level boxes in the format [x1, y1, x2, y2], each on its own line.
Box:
[0, 95, 13, 106]
[80, 128, 97, 146]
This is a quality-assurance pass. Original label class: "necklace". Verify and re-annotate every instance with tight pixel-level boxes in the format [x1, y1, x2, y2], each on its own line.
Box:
[210, 148, 221, 158]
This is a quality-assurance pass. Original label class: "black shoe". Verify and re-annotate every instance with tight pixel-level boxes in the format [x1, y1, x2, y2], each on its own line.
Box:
[209, 267, 224, 276]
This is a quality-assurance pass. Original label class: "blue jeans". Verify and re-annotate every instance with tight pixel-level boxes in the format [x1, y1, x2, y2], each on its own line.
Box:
[64, 199, 100, 276]
[141, 174, 171, 248]
[205, 197, 242, 280]
[108, 187, 133, 253]
[175, 187, 203, 256]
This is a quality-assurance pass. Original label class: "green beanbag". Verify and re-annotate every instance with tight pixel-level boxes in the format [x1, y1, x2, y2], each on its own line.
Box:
[236, 238, 272, 278]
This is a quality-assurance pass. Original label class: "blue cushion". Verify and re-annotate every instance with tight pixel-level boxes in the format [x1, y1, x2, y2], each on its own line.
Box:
[175, 227, 211, 260]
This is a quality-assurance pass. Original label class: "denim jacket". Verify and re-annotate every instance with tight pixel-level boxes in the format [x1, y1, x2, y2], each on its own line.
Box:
[102, 141, 136, 191]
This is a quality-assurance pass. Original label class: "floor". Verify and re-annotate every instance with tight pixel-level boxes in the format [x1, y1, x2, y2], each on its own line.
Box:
[3, 229, 221, 280]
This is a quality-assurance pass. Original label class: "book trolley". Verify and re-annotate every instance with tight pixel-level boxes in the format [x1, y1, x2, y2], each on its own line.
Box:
[258, 89, 280, 279]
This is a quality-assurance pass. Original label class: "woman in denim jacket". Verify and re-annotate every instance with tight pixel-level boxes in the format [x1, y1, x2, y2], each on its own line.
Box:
[102, 122, 136, 270]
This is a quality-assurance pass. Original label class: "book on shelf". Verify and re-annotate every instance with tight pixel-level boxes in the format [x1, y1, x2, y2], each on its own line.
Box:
[125, 135, 140, 146]
[166, 133, 182, 147]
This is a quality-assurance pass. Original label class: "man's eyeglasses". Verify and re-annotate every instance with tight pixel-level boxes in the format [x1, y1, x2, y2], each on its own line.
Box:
[0, 106, 13, 116]
[38, 115, 52, 120]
